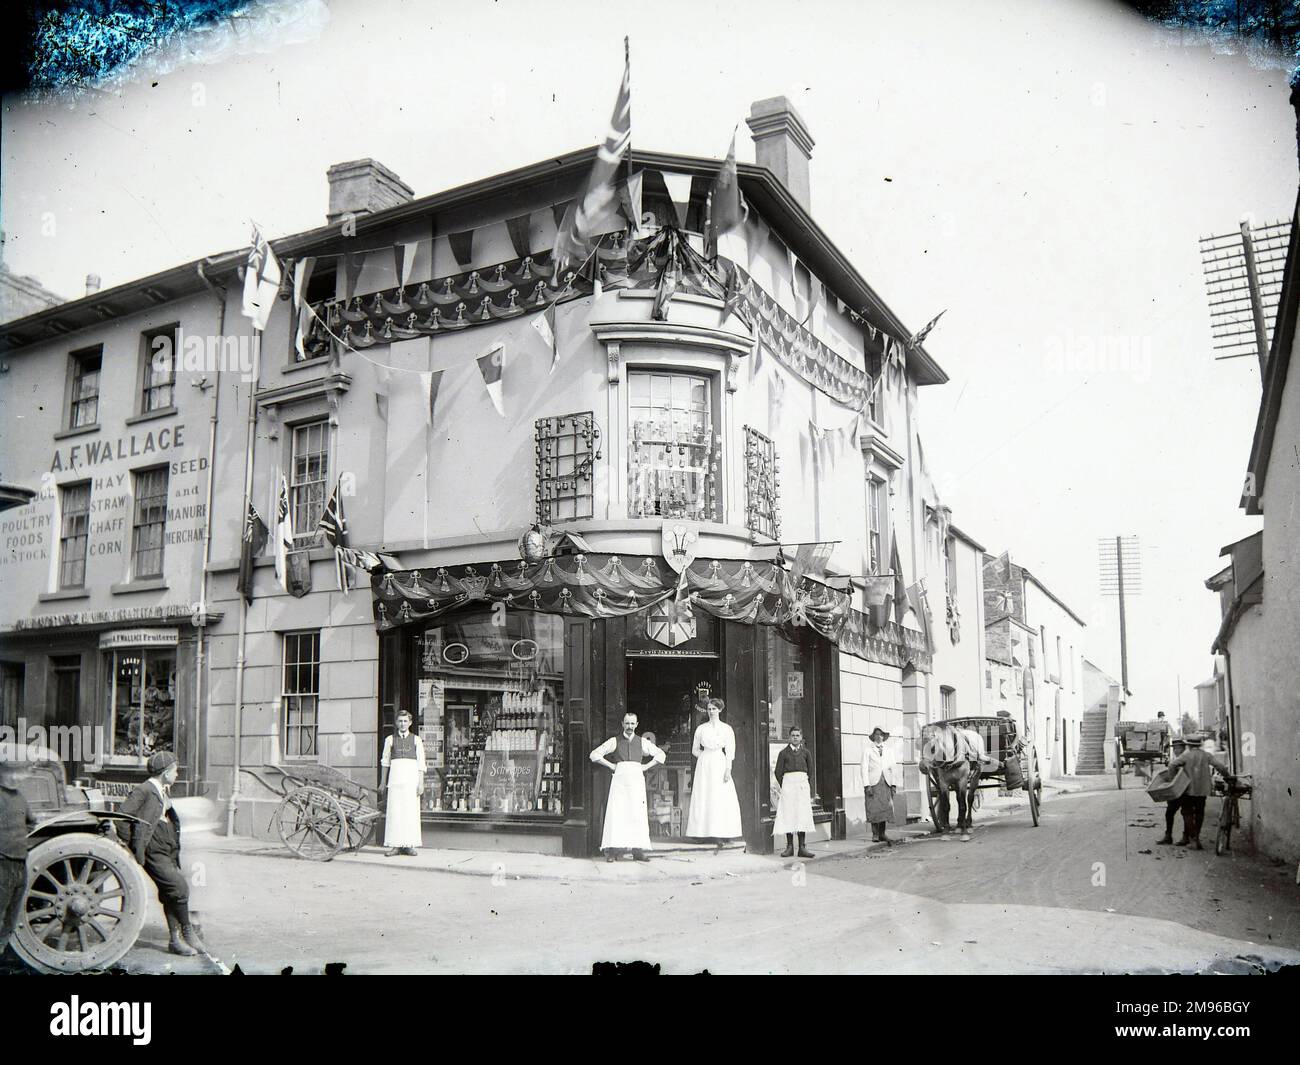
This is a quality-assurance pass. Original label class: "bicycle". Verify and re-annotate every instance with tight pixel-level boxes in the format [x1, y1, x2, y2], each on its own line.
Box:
[1214, 774, 1253, 856]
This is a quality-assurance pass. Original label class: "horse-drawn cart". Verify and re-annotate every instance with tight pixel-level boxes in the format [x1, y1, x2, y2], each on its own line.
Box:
[1114, 720, 1170, 789]
[241, 763, 383, 861]
[921, 715, 1043, 834]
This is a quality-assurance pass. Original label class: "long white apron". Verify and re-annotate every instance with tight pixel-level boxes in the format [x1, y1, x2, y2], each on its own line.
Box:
[772, 770, 816, 835]
[384, 758, 423, 848]
[601, 761, 652, 851]
[686, 748, 743, 839]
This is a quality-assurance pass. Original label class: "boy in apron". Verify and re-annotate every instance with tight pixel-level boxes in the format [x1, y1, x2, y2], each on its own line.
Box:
[773, 726, 816, 858]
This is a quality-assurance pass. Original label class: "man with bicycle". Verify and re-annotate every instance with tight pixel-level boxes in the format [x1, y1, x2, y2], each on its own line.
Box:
[1167, 733, 1234, 850]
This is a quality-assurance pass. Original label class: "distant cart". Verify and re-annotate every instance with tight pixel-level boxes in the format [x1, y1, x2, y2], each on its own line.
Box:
[241, 763, 383, 861]
[1114, 720, 1171, 789]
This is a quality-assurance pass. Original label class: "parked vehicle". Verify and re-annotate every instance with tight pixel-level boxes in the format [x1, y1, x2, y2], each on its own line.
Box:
[3, 743, 149, 973]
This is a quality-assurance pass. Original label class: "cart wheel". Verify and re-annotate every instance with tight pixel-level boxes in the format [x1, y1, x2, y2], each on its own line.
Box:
[277, 786, 348, 861]
[344, 814, 376, 852]
[924, 771, 942, 832]
[1025, 745, 1041, 826]
[13, 834, 150, 973]
[1114, 739, 1124, 790]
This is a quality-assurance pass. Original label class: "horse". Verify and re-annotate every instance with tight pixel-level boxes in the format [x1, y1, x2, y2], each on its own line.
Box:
[919, 722, 985, 838]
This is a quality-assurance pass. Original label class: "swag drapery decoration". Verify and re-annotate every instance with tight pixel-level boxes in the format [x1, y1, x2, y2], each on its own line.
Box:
[295, 223, 880, 413]
[370, 551, 932, 672]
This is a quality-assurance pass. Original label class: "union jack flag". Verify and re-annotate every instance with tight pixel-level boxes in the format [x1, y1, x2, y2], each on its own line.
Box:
[317, 481, 349, 592]
[554, 40, 631, 277]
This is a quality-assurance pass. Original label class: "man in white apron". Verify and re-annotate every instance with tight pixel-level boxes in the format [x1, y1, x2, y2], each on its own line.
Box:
[381, 709, 426, 856]
[590, 713, 666, 862]
[773, 726, 816, 858]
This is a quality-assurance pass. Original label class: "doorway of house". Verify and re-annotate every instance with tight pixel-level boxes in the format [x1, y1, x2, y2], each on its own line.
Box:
[624, 656, 721, 842]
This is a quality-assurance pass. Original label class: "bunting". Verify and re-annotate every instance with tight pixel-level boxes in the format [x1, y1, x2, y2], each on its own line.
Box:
[909, 309, 946, 349]
[532, 303, 558, 373]
[705, 128, 743, 260]
[477, 343, 505, 416]
[292, 256, 315, 362]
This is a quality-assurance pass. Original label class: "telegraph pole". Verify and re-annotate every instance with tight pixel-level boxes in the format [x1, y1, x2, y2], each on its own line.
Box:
[1115, 535, 1128, 694]
[1098, 536, 1141, 697]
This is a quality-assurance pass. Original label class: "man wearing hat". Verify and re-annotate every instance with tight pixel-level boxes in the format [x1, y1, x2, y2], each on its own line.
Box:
[860, 726, 898, 843]
[1165, 733, 1234, 850]
[118, 752, 207, 956]
[1155, 735, 1188, 845]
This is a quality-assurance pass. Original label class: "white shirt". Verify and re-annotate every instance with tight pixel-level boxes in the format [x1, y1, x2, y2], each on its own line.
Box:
[692, 720, 736, 765]
[861, 741, 898, 787]
[381, 732, 427, 771]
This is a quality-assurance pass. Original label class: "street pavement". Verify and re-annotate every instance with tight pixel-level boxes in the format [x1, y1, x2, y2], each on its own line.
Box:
[20, 776, 1299, 975]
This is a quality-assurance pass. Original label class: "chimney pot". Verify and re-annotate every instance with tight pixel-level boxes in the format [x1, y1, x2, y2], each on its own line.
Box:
[745, 96, 815, 211]
[85, 273, 101, 296]
[326, 158, 414, 224]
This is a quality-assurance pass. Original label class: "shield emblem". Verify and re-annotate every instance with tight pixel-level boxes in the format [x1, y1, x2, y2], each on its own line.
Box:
[661, 520, 700, 575]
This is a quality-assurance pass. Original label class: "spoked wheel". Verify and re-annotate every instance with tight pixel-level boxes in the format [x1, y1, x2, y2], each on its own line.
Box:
[924, 771, 943, 833]
[277, 786, 348, 861]
[343, 811, 376, 852]
[1025, 745, 1042, 826]
[13, 834, 149, 973]
[1215, 797, 1234, 856]
[1114, 739, 1124, 790]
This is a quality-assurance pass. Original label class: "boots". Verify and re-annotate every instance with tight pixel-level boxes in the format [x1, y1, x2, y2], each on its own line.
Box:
[1156, 833, 1173, 845]
[173, 901, 208, 955]
[166, 909, 197, 957]
[780, 834, 795, 858]
[796, 832, 814, 859]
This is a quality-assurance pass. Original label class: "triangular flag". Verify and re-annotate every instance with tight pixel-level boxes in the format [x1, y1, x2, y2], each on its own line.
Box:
[706, 129, 742, 259]
[419, 369, 445, 427]
[477, 343, 505, 416]
[448, 230, 474, 271]
[533, 304, 559, 373]
[506, 214, 533, 260]
[621, 171, 646, 237]
[394, 241, 419, 288]
[663, 172, 693, 230]
[343, 251, 364, 301]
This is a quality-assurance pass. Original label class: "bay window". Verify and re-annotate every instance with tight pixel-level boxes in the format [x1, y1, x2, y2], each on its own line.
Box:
[627, 370, 719, 521]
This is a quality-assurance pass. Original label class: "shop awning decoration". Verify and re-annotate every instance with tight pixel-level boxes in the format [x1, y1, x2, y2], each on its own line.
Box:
[370, 551, 931, 672]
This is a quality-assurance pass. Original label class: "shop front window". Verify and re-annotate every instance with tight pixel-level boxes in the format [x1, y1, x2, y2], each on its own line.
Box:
[104, 649, 176, 759]
[628, 370, 719, 521]
[416, 611, 565, 818]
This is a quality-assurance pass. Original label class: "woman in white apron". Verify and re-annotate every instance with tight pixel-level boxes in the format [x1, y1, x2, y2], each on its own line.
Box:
[590, 713, 666, 861]
[686, 698, 743, 841]
[381, 709, 425, 856]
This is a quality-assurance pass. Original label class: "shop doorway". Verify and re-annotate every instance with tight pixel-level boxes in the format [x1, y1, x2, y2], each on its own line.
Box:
[624, 656, 721, 841]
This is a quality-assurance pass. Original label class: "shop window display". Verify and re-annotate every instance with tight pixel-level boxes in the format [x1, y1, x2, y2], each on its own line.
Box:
[104, 649, 176, 759]
[417, 611, 565, 817]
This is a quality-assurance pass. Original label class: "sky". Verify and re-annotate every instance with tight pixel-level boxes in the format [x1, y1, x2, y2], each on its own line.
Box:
[2, 0, 1295, 718]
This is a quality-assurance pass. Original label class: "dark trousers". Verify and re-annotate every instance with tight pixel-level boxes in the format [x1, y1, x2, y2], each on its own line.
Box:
[1181, 796, 1207, 839]
[1164, 798, 1183, 835]
[0, 856, 26, 947]
[143, 851, 190, 923]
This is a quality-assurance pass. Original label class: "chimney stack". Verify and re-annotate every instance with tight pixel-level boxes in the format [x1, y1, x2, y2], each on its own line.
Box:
[326, 159, 414, 224]
[85, 273, 101, 296]
[745, 96, 815, 212]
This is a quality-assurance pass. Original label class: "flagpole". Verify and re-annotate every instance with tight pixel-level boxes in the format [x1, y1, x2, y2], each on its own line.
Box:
[227, 321, 263, 836]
